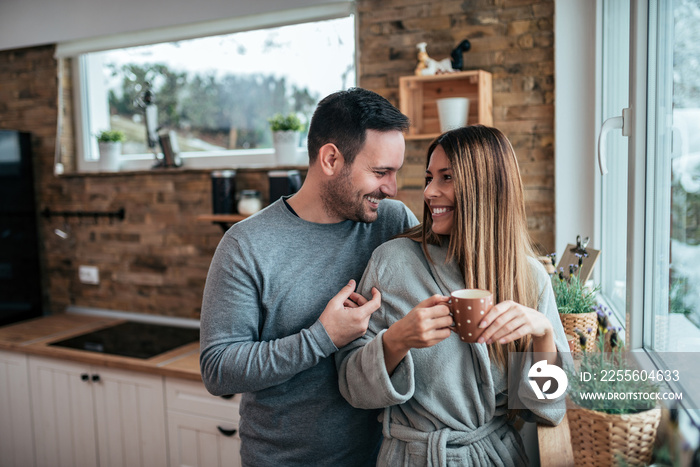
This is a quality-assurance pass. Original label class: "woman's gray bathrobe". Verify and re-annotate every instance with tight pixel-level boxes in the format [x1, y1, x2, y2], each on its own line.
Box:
[336, 238, 569, 467]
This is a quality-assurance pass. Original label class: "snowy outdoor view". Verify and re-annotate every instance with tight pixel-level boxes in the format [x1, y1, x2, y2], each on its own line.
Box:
[90, 16, 355, 155]
[670, 0, 700, 336]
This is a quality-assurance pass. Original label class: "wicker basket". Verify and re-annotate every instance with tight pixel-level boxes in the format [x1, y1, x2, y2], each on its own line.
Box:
[567, 400, 661, 466]
[559, 311, 598, 356]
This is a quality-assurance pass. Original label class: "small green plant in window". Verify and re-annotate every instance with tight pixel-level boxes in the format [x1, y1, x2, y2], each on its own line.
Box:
[96, 129, 125, 143]
[267, 113, 304, 132]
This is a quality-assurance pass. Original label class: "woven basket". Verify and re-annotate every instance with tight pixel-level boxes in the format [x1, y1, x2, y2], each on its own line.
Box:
[567, 400, 661, 466]
[559, 311, 598, 356]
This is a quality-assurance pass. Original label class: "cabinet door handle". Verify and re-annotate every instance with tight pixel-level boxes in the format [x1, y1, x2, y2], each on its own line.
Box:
[217, 426, 237, 437]
[81, 373, 89, 381]
[91, 374, 100, 382]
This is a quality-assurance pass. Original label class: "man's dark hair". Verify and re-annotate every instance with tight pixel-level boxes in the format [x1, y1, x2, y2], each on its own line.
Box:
[306, 87, 410, 165]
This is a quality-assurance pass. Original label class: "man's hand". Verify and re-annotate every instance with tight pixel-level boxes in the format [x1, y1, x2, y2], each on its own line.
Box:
[319, 280, 381, 348]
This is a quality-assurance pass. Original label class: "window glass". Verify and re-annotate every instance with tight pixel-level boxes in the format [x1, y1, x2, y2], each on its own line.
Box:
[79, 16, 355, 164]
[652, 0, 700, 352]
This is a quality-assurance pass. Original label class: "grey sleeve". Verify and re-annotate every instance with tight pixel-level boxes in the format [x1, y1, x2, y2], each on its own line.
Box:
[336, 254, 415, 409]
[199, 234, 337, 396]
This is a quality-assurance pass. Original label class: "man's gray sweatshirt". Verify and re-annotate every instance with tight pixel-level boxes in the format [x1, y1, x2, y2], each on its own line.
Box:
[200, 197, 418, 466]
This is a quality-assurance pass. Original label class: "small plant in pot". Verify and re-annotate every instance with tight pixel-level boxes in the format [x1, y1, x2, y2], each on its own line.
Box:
[268, 113, 304, 166]
[552, 253, 600, 355]
[96, 129, 125, 172]
[566, 335, 662, 466]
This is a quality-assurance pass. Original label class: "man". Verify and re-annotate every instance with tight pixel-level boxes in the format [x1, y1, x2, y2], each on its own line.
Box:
[200, 87, 418, 466]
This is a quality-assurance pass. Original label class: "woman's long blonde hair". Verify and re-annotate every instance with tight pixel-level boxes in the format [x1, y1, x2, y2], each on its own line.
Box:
[401, 125, 538, 368]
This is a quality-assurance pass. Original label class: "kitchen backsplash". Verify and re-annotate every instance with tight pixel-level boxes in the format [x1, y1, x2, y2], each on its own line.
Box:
[0, 0, 555, 319]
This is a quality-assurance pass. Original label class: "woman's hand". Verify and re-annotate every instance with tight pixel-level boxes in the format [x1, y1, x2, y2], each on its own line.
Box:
[476, 300, 556, 353]
[382, 295, 452, 374]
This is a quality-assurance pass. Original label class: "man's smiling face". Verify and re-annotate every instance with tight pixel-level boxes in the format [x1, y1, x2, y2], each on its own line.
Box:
[322, 129, 405, 223]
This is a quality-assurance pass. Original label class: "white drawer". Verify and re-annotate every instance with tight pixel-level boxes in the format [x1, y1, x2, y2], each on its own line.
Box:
[165, 378, 240, 420]
[167, 411, 242, 467]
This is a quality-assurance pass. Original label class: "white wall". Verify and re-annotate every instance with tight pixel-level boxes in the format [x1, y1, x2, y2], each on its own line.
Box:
[0, 0, 346, 52]
[554, 0, 597, 258]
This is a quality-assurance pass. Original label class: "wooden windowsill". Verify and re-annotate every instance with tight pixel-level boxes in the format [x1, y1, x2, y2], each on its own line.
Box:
[537, 416, 575, 467]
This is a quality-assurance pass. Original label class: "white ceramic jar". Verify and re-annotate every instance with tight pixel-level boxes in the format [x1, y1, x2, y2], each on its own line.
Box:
[237, 190, 262, 215]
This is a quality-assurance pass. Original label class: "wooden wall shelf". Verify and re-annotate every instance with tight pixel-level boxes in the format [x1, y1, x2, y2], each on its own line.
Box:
[399, 70, 493, 140]
[197, 214, 248, 223]
[197, 214, 249, 231]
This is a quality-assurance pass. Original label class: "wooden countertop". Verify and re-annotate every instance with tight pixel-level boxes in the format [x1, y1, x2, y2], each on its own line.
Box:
[0, 314, 202, 381]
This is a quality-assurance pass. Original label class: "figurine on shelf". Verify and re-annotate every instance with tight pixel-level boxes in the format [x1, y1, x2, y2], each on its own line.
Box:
[414, 39, 471, 76]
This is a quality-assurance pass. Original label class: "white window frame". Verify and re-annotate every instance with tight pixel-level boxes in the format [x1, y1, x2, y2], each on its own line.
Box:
[557, 0, 700, 440]
[55, 2, 356, 173]
[597, 0, 700, 433]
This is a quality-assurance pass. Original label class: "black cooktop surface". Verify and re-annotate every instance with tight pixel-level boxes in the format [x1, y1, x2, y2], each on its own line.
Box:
[49, 321, 199, 359]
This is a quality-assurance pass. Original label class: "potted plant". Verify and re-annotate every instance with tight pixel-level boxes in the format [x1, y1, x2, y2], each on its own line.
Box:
[96, 129, 125, 172]
[552, 254, 600, 355]
[268, 113, 304, 165]
[566, 336, 662, 466]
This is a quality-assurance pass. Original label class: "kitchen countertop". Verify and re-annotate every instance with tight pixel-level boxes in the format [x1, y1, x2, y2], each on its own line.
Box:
[0, 314, 202, 381]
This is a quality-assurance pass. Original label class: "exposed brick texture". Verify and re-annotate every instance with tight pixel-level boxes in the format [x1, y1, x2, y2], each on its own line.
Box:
[0, 0, 555, 319]
[358, 0, 555, 252]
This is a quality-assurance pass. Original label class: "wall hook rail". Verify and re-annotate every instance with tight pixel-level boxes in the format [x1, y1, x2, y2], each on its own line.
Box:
[41, 208, 125, 222]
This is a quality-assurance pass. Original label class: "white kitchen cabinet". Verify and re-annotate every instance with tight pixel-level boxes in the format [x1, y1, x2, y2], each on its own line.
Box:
[28, 355, 167, 467]
[0, 350, 35, 467]
[165, 378, 241, 467]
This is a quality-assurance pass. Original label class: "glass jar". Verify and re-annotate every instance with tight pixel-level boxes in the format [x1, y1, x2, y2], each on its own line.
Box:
[237, 190, 263, 216]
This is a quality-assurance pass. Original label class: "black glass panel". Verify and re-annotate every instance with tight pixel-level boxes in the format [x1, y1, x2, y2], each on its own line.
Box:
[49, 321, 199, 359]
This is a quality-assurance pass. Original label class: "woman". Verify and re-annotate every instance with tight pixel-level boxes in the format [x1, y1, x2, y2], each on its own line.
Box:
[336, 125, 569, 466]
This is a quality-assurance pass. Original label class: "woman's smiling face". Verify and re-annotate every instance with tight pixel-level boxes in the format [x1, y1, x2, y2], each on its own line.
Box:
[424, 145, 455, 236]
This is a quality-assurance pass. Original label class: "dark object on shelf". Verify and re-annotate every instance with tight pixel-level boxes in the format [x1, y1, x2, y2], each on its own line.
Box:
[50, 321, 199, 359]
[0, 130, 43, 326]
[269, 170, 302, 203]
[450, 39, 472, 71]
[211, 170, 237, 214]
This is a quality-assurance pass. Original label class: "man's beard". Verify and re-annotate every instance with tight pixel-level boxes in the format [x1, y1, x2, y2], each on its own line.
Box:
[321, 167, 382, 223]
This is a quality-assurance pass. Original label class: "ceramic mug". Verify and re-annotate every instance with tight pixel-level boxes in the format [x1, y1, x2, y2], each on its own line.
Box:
[450, 289, 493, 343]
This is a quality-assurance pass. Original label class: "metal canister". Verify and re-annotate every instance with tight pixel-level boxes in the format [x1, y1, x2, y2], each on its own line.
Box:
[268, 170, 302, 202]
[211, 170, 237, 214]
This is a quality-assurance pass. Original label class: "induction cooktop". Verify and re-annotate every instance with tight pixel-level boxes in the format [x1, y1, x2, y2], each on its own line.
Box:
[49, 321, 199, 359]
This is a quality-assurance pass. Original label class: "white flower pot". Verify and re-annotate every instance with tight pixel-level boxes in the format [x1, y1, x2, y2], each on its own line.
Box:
[98, 141, 122, 172]
[272, 131, 300, 166]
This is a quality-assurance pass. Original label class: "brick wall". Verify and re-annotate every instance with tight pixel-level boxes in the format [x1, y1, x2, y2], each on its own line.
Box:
[0, 0, 555, 318]
[357, 0, 555, 252]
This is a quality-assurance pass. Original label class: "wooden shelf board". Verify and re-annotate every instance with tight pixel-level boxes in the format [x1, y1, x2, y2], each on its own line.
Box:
[196, 214, 248, 223]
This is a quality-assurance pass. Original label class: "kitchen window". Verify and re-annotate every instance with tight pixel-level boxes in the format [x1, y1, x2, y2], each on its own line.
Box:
[597, 0, 700, 427]
[56, 3, 356, 173]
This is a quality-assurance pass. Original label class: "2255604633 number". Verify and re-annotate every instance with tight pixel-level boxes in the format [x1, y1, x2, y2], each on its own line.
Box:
[599, 369, 680, 382]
